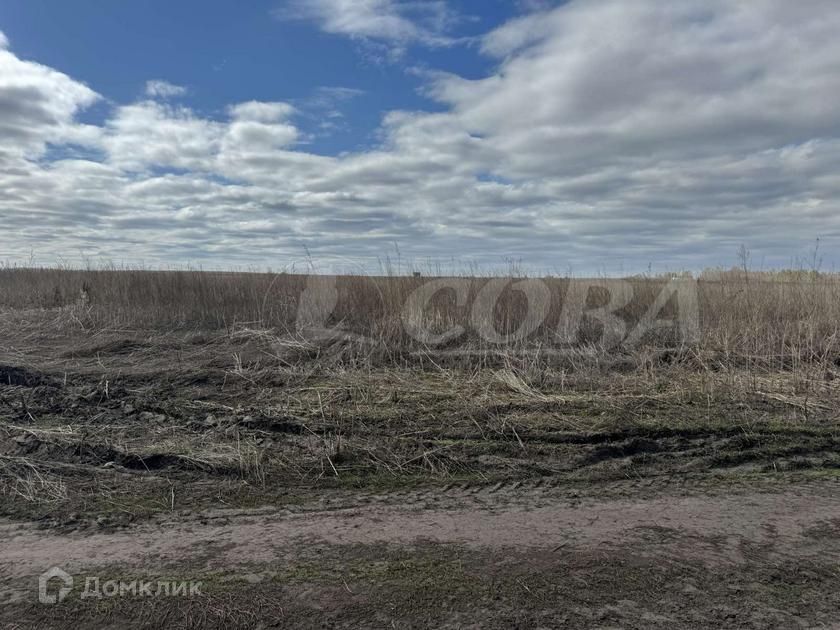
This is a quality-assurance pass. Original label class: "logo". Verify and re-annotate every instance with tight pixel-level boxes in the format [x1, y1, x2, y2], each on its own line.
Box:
[38, 567, 73, 605]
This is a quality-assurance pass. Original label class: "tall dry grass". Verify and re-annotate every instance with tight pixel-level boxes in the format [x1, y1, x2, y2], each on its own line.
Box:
[1, 263, 840, 367]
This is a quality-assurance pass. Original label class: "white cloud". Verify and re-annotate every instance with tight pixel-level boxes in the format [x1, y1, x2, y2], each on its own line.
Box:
[145, 80, 187, 99]
[0, 46, 99, 157]
[221, 119, 299, 155]
[438, 0, 840, 182]
[275, 0, 458, 49]
[4, 1, 840, 271]
[100, 100, 302, 174]
[479, 9, 555, 58]
[0, 30, 9, 49]
[228, 101, 295, 123]
[103, 101, 224, 171]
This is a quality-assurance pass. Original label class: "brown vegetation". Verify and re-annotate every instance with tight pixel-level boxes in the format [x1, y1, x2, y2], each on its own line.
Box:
[2, 264, 839, 369]
[2, 266, 840, 627]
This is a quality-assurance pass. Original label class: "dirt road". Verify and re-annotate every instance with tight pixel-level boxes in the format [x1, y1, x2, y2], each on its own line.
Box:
[3, 479, 839, 628]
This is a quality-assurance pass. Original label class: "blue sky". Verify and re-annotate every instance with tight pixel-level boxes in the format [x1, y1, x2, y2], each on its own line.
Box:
[0, 0, 519, 155]
[1, 1, 839, 273]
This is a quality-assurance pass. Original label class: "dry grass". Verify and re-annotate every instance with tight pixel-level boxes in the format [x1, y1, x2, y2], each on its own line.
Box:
[0, 456, 68, 503]
[3, 264, 840, 518]
[2, 263, 839, 369]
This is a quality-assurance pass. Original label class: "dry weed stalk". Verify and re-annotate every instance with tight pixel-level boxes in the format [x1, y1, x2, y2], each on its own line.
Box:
[0, 456, 68, 503]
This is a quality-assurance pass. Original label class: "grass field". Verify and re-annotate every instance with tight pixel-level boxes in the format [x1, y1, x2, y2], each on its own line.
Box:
[2, 267, 840, 628]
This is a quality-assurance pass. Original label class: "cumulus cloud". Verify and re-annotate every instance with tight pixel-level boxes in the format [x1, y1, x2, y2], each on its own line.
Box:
[0, 30, 9, 49]
[0, 46, 99, 158]
[145, 80, 187, 99]
[222, 103, 299, 157]
[228, 101, 296, 123]
[102, 101, 224, 171]
[435, 0, 840, 182]
[98, 100, 302, 174]
[4, 1, 840, 271]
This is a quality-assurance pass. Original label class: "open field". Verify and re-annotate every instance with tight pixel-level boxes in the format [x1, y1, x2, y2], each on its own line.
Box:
[1, 268, 840, 628]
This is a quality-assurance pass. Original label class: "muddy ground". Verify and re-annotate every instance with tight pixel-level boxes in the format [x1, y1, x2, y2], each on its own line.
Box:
[1, 316, 839, 628]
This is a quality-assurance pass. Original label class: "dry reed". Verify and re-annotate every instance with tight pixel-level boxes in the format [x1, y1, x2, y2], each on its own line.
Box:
[2, 263, 839, 369]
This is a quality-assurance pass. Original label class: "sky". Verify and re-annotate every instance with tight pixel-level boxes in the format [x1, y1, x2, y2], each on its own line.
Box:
[1, 0, 839, 274]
